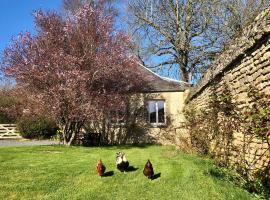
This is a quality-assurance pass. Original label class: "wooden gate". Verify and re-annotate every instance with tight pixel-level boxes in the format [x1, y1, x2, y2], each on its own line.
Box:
[0, 124, 21, 139]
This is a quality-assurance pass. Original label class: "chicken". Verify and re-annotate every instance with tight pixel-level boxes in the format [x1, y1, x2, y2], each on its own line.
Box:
[143, 159, 154, 180]
[96, 159, 106, 176]
[116, 152, 129, 172]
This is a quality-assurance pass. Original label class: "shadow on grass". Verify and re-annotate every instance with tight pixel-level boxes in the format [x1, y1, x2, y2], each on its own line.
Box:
[99, 144, 160, 150]
[152, 173, 161, 180]
[118, 144, 157, 149]
[207, 168, 226, 179]
[126, 166, 139, 172]
[102, 171, 114, 177]
[71, 144, 162, 150]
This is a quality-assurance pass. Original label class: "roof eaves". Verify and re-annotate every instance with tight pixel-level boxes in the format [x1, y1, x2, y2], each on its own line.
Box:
[138, 63, 189, 84]
[160, 76, 189, 84]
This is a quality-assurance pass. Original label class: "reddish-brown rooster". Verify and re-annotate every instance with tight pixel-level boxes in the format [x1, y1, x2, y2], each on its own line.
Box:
[96, 159, 106, 177]
[143, 159, 154, 180]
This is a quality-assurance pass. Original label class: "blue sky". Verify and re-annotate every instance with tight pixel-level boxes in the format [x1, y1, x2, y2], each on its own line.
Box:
[0, 0, 62, 53]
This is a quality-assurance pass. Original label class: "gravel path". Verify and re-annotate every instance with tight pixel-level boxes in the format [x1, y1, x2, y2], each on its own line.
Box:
[0, 139, 61, 147]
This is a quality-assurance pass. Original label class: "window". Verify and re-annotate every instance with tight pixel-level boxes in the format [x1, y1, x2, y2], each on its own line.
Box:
[148, 100, 165, 125]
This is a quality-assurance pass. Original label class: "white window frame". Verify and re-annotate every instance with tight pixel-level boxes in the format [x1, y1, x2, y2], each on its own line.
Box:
[148, 100, 166, 127]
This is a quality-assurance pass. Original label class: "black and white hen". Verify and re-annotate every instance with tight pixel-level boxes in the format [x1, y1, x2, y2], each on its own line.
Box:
[116, 152, 129, 172]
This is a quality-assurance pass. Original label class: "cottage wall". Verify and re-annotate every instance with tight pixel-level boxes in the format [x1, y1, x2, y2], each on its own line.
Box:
[81, 90, 188, 145]
[144, 91, 189, 145]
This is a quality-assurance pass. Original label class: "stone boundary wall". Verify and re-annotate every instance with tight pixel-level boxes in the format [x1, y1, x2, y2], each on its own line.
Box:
[186, 8, 270, 174]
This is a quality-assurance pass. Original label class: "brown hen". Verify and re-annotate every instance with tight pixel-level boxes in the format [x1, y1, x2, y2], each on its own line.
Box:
[143, 159, 154, 180]
[96, 159, 106, 176]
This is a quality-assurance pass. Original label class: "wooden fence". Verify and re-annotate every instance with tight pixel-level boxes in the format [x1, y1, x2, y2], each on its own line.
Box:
[0, 124, 21, 139]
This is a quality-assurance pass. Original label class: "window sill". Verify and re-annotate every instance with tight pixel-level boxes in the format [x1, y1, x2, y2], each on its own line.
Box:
[149, 123, 167, 128]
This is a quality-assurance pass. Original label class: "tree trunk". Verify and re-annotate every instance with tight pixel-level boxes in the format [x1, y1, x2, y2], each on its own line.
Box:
[68, 121, 83, 146]
[59, 121, 84, 146]
[62, 131, 69, 145]
[67, 131, 77, 146]
[179, 56, 189, 82]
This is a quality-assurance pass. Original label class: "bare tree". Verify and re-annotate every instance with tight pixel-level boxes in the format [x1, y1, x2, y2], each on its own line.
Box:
[63, 0, 88, 13]
[128, 0, 223, 82]
[219, 0, 270, 44]
[128, 0, 270, 82]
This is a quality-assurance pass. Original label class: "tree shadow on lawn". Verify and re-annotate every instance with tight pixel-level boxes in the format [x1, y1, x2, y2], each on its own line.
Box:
[102, 171, 114, 177]
[100, 144, 160, 150]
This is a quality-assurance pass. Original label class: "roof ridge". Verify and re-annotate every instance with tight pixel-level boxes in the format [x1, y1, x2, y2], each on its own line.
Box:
[138, 63, 189, 84]
[161, 76, 189, 84]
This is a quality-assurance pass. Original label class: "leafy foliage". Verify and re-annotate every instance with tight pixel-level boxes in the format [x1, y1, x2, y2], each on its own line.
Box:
[185, 84, 241, 158]
[1, 3, 146, 145]
[208, 166, 269, 199]
[184, 84, 270, 198]
[244, 87, 270, 139]
[81, 94, 152, 145]
[0, 88, 23, 123]
[0, 113, 12, 124]
[17, 115, 58, 139]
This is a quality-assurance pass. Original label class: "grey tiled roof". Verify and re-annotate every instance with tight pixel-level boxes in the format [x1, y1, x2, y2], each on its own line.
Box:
[138, 64, 190, 92]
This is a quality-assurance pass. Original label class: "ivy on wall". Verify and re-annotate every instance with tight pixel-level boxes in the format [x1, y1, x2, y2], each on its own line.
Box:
[184, 83, 270, 197]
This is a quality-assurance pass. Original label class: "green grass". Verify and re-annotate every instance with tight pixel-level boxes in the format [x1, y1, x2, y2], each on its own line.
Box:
[0, 145, 256, 200]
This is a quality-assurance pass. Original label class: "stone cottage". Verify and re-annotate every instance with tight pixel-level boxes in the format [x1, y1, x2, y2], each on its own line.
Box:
[82, 64, 190, 145]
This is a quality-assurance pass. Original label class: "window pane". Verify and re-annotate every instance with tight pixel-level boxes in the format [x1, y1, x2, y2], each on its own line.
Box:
[157, 101, 165, 123]
[148, 101, 156, 123]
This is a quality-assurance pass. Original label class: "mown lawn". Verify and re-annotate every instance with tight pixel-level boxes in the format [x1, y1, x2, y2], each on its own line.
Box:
[0, 145, 255, 200]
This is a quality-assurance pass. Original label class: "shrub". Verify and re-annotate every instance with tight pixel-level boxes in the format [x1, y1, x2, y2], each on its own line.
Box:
[0, 112, 14, 123]
[208, 166, 270, 199]
[17, 115, 58, 139]
[0, 91, 23, 123]
[185, 84, 270, 198]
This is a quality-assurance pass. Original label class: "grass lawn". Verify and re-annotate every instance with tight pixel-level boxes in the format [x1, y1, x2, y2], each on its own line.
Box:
[0, 145, 256, 200]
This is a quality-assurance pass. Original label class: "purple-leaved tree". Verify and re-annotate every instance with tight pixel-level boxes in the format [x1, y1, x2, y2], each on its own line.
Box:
[1, 3, 145, 145]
